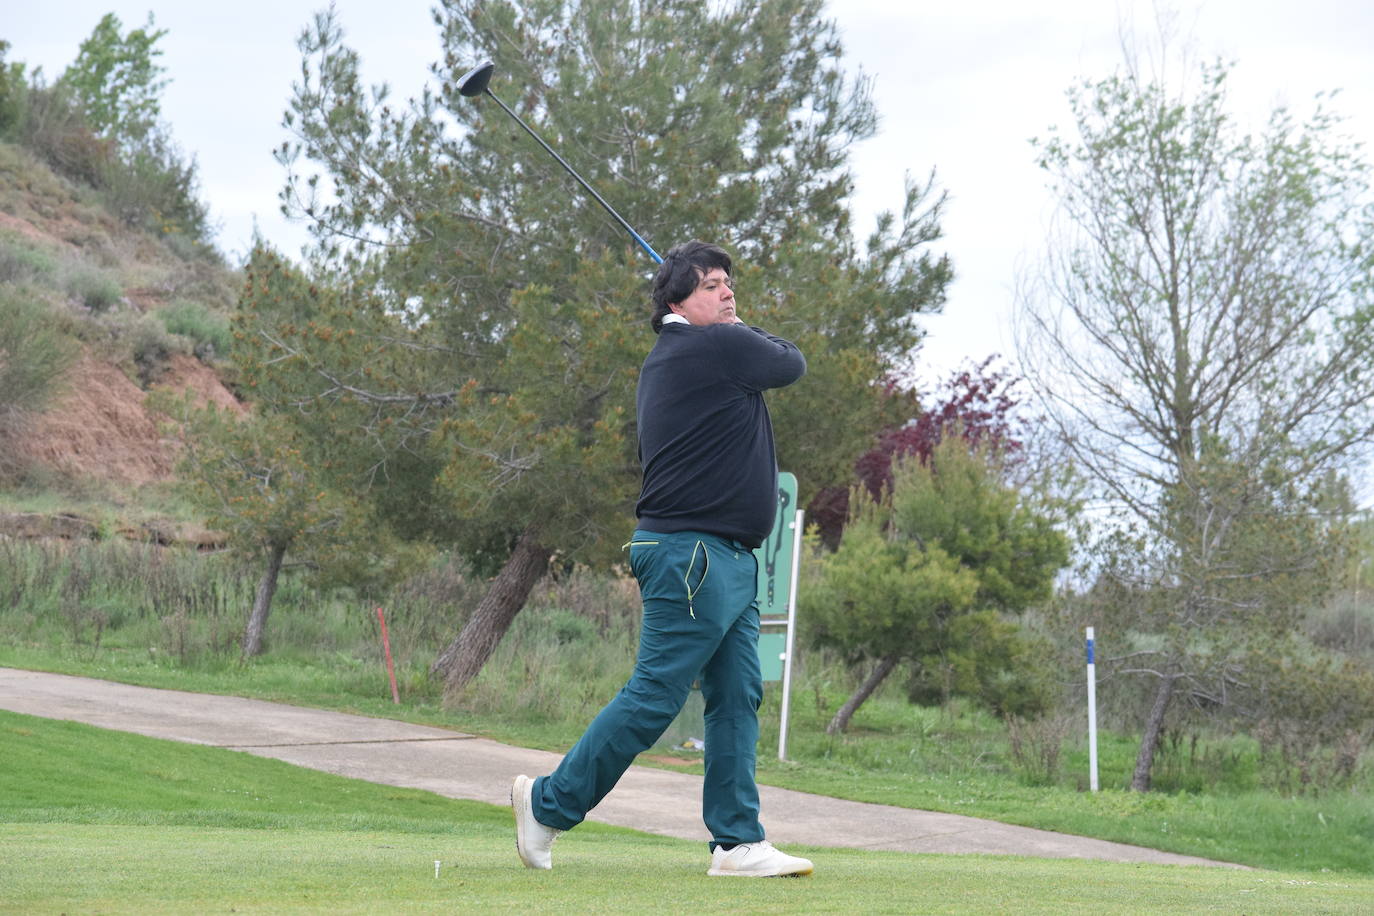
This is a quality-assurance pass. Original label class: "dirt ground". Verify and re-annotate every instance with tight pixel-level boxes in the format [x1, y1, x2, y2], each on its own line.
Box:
[16, 353, 242, 488]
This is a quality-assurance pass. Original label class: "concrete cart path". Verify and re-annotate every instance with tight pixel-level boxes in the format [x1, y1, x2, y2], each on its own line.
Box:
[0, 667, 1240, 868]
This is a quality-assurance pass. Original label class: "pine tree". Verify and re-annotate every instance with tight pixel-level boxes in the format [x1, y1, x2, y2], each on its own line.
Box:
[263, 0, 952, 699]
[803, 437, 1068, 732]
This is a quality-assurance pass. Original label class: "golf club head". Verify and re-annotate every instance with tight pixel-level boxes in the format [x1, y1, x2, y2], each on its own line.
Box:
[457, 60, 495, 97]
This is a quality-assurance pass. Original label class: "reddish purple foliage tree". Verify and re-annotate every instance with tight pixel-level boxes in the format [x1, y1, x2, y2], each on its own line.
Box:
[808, 357, 1028, 545]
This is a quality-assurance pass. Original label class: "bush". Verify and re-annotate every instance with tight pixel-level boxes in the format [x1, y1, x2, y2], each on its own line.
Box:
[0, 290, 77, 418]
[0, 292, 77, 482]
[126, 313, 186, 385]
[1250, 649, 1374, 794]
[0, 236, 57, 284]
[1005, 712, 1073, 786]
[157, 300, 231, 361]
[97, 129, 210, 242]
[18, 83, 112, 188]
[902, 611, 1059, 719]
[63, 262, 123, 312]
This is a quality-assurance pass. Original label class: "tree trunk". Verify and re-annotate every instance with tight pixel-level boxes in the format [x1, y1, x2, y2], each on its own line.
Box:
[826, 654, 901, 735]
[1129, 673, 1178, 792]
[242, 540, 287, 658]
[431, 524, 552, 702]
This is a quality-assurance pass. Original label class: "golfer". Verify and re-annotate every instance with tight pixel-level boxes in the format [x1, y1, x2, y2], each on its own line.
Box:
[512, 240, 812, 877]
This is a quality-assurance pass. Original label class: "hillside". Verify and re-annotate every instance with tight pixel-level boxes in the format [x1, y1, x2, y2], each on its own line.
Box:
[0, 139, 242, 544]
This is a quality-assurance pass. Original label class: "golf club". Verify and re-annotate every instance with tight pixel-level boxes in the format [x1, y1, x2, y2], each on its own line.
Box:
[456, 60, 663, 264]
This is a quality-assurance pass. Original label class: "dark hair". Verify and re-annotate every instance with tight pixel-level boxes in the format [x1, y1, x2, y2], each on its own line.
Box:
[650, 240, 732, 332]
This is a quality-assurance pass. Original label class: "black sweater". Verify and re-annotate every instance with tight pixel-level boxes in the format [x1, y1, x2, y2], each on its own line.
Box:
[635, 321, 806, 548]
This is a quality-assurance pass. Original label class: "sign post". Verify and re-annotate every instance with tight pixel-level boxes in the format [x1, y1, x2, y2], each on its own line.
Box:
[776, 509, 803, 761]
[1087, 626, 1099, 792]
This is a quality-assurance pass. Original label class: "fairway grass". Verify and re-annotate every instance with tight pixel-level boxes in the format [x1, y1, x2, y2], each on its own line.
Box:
[4, 710, 1374, 914]
[7, 823, 1374, 915]
[5, 651, 1374, 874]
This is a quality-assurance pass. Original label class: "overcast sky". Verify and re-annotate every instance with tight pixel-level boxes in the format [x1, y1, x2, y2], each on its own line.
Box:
[6, 1, 1374, 385]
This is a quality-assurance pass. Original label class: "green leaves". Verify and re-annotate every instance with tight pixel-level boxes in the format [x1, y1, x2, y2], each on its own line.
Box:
[888, 438, 1069, 610]
[802, 437, 1068, 720]
[269, 0, 952, 561]
[59, 13, 168, 148]
[807, 507, 978, 654]
[157, 387, 422, 598]
[0, 290, 77, 424]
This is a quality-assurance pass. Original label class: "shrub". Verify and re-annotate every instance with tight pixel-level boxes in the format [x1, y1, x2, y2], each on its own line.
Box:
[64, 262, 123, 312]
[163, 229, 215, 264]
[0, 292, 77, 481]
[0, 236, 57, 284]
[19, 83, 112, 188]
[157, 300, 231, 361]
[2, 27, 214, 251]
[126, 313, 186, 385]
[1250, 649, 1374, 794]
[1005, 712, 1073, 786]
[0, 290, 76, 418]
[97, 130, 210, 241]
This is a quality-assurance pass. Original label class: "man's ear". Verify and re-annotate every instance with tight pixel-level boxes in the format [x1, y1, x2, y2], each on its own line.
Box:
[668, 301, 685, 315]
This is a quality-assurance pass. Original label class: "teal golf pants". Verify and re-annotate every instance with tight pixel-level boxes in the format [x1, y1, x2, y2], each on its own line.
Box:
[531, 529, 765, 848]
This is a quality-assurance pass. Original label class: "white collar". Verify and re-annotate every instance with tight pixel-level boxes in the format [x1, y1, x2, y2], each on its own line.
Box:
[662, 313, 689, 325]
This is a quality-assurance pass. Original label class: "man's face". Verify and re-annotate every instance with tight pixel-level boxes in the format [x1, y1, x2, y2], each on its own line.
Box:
[670, 267, 738, 326]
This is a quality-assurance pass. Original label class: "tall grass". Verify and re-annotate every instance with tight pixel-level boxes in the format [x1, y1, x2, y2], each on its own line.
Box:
[0, 538, 641, 717]
[458, 584, 640, 727]
[0, 537, 247, 663]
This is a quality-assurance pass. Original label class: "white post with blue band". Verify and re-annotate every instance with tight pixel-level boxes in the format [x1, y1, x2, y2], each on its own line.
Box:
[1087, 626, 1099, 792]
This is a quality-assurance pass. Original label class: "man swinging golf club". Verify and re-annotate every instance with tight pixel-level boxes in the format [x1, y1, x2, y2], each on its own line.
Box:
[512, 240, 813, 877]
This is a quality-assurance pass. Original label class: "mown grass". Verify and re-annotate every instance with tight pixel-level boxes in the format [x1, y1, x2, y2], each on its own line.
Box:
[2, 538, 1372, 876]
[4, 710, 1373, 915]
[14, 824, 1374, 915]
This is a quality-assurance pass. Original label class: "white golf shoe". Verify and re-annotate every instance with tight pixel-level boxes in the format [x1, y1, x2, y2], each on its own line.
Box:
[707, 840, 814, 877]
[511, 774, 562, 870]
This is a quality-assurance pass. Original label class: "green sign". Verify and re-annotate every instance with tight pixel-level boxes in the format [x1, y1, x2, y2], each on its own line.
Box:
[758, 632, 787, 682]
[754, 471, 798, 617]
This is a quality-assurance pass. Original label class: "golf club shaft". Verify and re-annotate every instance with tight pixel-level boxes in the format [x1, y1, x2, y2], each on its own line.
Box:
[482, 88, 662, 264]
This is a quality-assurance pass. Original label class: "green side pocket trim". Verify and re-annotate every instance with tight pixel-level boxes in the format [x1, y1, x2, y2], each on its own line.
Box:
[683, 540, 709, 619]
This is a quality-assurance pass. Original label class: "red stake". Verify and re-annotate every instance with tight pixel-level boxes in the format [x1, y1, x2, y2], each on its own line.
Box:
[375, 607, 400, 704]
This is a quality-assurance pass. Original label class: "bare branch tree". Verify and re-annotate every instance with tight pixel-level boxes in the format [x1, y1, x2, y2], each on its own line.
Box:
[1017, 24, 1374, 789]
